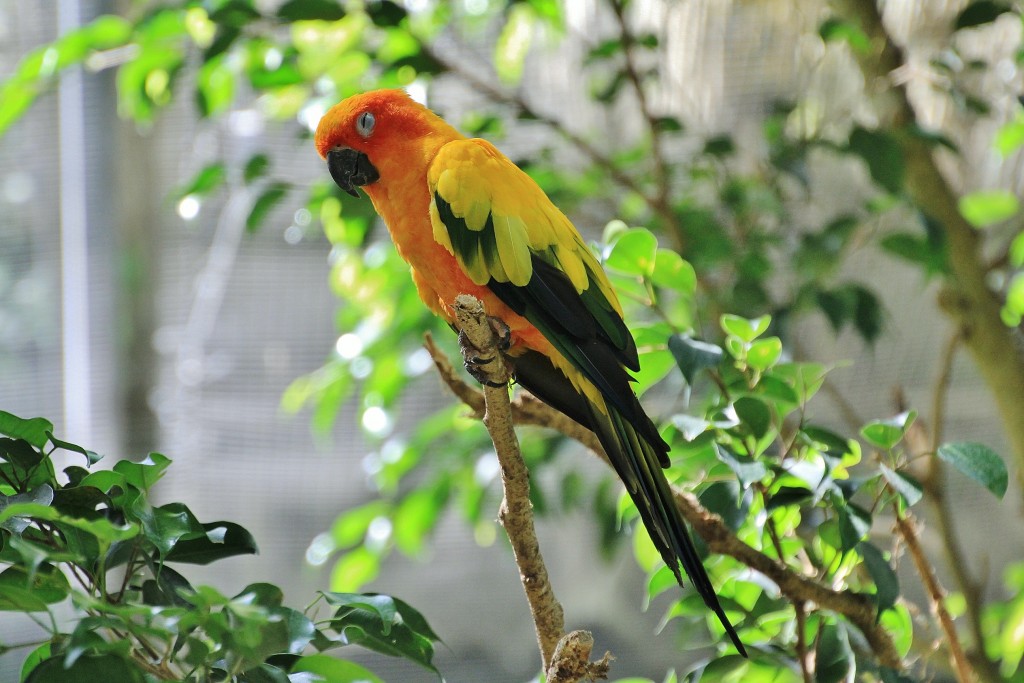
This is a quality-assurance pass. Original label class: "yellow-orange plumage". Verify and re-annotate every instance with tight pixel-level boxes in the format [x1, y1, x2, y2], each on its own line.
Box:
[314, 89, 745, 655]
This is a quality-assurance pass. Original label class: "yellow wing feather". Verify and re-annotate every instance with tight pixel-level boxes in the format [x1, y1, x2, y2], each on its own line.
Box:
[427, 138, 622, 313]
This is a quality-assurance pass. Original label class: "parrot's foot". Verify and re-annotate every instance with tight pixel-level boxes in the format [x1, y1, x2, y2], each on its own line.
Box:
[458, 322, 511, 388]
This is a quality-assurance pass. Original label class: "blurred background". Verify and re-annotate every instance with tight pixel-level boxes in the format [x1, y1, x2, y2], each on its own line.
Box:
[1, 1, 1023, 681]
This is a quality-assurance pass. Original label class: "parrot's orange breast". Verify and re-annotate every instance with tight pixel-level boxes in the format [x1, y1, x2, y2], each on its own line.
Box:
[364, 178, 552, 358]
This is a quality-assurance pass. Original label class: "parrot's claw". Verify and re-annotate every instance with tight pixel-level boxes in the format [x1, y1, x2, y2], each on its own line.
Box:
[458, 327, 510, 388]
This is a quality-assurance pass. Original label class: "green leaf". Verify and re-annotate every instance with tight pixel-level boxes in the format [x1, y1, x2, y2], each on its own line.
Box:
[959, 190, 1019, 227]
[954, 1, 1012, 29]
[0, 412, 53, 449]
[859, 541, 899, 616]
[733, 397, 772, 441]
[667, 335, 723, 385]
[860, 411, 915, 450]
[815, 621, 854, 683]
[325, 601, 439, 674]
[244, 153, 271, 184]
[715, 446, 767, 487]
[0, 564, 70, 607]
[46, 433, 101, 465]
[879, 464, 923, 506]
[323, 593, 397, 634]
[165, 521, 259, 564]
[937, 442, 1008, 498]
[113, 453, 171, 491]
[819, 17, 871, 53]
[291, 655, 383, 683]
[366, 1, 408, 27]
[174, 162, 226, 199]
[24, 653, 146, 683]
[20, 642, 51, 681]
[720, 314, 770, 342]
[746, 337, 782, 371]
[247, 182, 291, 233]
[605, 228, 658, 277]
[849, 126, 904, 195]
[276, 0, 345, 21]
[836, 500, 872, 550]
[495, 4, 534, 85]
[650, 249, 696, 293]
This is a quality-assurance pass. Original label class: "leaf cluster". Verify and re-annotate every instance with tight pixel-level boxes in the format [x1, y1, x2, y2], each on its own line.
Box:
[0, 411, 441, 682]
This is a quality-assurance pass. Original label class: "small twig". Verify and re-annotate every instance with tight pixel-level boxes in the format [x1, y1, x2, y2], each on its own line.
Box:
[893, 509, 975, 683]
[794, 600, 814, 683]
[425, 337, 902, 669]
[450, 295, 568, 673]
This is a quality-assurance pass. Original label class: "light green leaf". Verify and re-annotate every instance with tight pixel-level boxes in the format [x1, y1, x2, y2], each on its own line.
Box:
[720, 314, 770, 342]
[746, 336, 782, 371]
[605, 228, 658, 277]
[860, 411, 915, 450]
[959, 190, 1019, 228]
[291, 655, 383, 683]
[650, 249, 696, 293]
[495, 4, 534, 85]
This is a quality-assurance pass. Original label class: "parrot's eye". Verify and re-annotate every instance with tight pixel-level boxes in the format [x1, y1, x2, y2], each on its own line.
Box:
[356, 111, 375, 138]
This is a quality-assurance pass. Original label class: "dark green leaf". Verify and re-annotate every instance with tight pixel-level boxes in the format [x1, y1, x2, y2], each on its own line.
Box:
[209, 1, 262, 27]
[733, 397, 771, 440]
[937, 442, 1008, 498]
[667, 335, 723, 385]
[698, 481, 748, 531]
[237, 664, 290, 683]
[0, 564, 70, 606]
[247, 182, 291, 233]
[0, 438, 44, 471]
[849, 126, 904, 195]
[766, 486, 813, 511]
[244, 153, 270, 184]
[715, 446, 767, 487]
[25, 653, 146, 683]
[816, 621, 855, 683]
[654, 116, 683, 133]
[204, 26, 240, 63]
[276, 0, 345, 21]
[879, 465, 923, 506]
[46, 433, 101, 465]
[859, 541, 899, 616]
[366, 0, 407, 27]
[0, 412, 53, 449]
[585, 38, 622, 64]
[836, 500, 872, 551]
[165, 521, 259, 564]
[954, 1, 1012, 29]
[703, 135, 734, 157]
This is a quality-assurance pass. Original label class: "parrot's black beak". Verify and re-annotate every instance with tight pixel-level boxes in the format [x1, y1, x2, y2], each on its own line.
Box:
[326, 147, 379, 198]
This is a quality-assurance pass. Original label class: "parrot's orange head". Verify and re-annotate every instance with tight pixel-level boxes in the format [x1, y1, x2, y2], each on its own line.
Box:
[314, 89, 454, 197]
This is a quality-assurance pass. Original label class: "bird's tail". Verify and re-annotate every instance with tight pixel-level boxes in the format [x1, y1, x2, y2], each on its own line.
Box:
[511, 350, 746, 655]
[585, 401, 747, 656]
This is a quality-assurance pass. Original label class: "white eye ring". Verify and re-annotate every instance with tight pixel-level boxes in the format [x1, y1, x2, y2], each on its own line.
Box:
[356, 111, 375, 138]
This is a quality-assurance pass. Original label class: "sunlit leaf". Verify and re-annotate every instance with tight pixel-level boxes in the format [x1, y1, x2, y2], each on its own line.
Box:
[959, 190, 1019, 227]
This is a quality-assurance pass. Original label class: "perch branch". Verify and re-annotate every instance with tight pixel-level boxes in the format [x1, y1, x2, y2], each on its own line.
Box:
[449, 295, 568, 675]
[893, 509, 975, 683]
[426, 337, 901, 669]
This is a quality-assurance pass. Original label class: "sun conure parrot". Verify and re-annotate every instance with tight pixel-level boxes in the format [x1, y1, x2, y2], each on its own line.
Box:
[314, 88, 745, 655]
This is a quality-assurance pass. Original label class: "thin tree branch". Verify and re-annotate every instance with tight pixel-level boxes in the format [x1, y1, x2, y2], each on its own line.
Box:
[425, 335, 902, 669]
[893, 509, 975, 683]
[913, 331, 1001, 682]
[449, 296, 575, 676]
[608, 0, 672, 212]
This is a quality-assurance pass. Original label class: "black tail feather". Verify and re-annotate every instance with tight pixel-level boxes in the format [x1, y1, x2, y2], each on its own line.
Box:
[511, 350, 747, 656]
